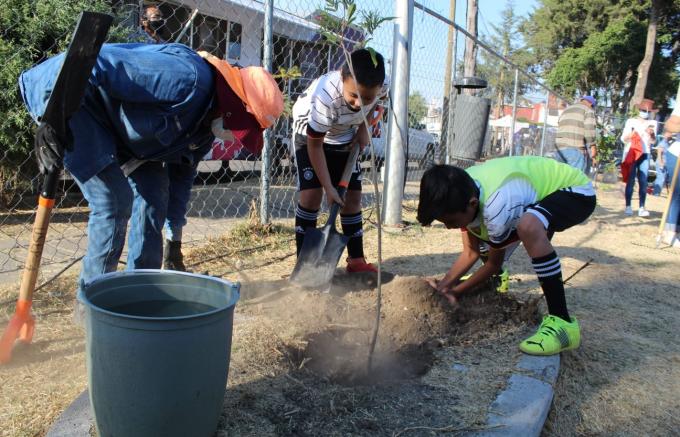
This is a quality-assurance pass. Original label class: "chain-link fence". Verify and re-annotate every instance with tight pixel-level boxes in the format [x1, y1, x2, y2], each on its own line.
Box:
[0, 0, 588, 285]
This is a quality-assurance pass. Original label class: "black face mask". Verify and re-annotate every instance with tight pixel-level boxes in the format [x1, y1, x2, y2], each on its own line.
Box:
[148, 19, 165, 31]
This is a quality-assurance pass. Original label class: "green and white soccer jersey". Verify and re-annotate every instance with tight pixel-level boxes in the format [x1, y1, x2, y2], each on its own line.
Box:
[465, 157, 592, 243]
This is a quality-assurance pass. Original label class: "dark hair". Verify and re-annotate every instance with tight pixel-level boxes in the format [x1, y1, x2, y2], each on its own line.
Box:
[417, 165, 477, 226]
[341, 48, 385, 89]
[142, 4, 162, 19]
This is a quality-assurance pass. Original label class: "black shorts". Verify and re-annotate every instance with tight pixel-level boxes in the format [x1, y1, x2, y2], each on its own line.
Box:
[294, 134, 362, 191]
[525, 189, 596, 233]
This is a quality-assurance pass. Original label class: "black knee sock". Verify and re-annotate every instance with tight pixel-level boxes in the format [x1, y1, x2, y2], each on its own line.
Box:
[295, 204, 318, 256]
[532, 251, 571, 322]
[341, 211, 364, 259]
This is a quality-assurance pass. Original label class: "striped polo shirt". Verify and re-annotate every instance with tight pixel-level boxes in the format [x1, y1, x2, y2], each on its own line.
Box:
[292, 70, 387, 149]
[555, 103, 596, 149]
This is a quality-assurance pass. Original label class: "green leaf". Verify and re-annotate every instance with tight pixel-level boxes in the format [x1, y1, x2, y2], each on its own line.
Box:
[366, 47, 378, 67]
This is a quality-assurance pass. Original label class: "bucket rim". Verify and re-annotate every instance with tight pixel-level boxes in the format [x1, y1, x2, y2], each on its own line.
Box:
[77, 269, 240, 321]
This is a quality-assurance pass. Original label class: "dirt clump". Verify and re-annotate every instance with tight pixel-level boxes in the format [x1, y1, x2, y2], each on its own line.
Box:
[379, 275, 453, 346]
[452, 289, 541, 342]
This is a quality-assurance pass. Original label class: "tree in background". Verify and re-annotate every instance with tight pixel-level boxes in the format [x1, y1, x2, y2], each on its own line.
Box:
[519, 0, 646, 72]
[631, 0, 666, 109]
[462, 0, 478, 86]
[521, 0, 680, 113]
[0, 0, 129, 206]
[478, 0, 532, 118]
[408, 92, 428, 129]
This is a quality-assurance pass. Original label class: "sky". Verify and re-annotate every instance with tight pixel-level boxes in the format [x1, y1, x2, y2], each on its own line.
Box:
[341, 0, 540, 104]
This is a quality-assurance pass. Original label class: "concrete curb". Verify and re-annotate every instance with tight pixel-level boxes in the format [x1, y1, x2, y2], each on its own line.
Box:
[45, 390, 92, 437]
[469, 354, 560, 437]
[47, 355, 560, 437]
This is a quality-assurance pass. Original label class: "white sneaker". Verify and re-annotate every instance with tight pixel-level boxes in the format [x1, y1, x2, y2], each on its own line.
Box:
[625, 206, 633, 216]
[638, 208, 650, 217]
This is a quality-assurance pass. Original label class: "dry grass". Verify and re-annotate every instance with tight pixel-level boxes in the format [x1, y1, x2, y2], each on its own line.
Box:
[0, 273, 85, 437]
[0, 187, 678, 436]
[541, 186, 680, 436]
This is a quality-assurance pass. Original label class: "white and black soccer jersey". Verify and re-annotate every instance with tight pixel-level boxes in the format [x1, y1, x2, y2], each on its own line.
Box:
[471, 178, 595, 245]
[292, 70, 387, 149]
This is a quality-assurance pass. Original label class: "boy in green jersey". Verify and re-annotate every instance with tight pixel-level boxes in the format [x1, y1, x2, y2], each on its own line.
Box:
[417, 156, 596, 355]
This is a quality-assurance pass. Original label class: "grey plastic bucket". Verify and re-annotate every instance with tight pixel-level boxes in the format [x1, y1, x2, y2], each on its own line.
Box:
[77, 270, 240, 437]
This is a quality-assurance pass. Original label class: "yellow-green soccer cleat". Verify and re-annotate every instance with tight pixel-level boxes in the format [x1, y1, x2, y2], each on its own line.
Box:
[519, 315, 580, 356]
[495, 268, 509, 293]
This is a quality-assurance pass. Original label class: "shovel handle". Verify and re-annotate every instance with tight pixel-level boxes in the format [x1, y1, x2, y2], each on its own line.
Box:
[0, 169, 58, 363]
[328, 144, 362, 222]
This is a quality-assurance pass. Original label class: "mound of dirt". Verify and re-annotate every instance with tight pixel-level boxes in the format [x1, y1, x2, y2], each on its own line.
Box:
[451, 289, 541, 341]
[379, 276, 453, 346]
[234, 274, 538, 387]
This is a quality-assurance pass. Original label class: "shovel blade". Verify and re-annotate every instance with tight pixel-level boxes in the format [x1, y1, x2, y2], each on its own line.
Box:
[290, 225, 349, 289]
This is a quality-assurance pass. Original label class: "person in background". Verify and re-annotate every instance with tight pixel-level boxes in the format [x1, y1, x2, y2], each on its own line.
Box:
[653, 129, 674, 196]
[621, 110, 656, 217]
[129, 3, 200, 271]
[554, 96, 597, 174]
[138, 4, 167, 43]
[660, 130, 680, 246]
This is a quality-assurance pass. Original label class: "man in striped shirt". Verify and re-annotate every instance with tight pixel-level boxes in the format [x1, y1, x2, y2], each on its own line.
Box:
[554, 96, 597, 174]
[291, 48, 387, 273]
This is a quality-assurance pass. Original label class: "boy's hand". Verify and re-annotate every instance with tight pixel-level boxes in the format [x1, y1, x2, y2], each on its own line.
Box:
[325, 186, 345, 207]
[425, 278, 459, 306]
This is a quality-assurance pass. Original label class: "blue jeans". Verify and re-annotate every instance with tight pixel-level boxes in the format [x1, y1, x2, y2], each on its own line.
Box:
[666, 153, 680, 233]
[625, 154, 649, 208]
[76, 161, 169, 286]
[653, 165, 666, 196]
[164, 163, 197, 242]
[553, 147, 590, 174]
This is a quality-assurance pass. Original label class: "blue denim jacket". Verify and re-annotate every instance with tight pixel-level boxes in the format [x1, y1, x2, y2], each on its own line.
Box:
[20, 43, 214, 182]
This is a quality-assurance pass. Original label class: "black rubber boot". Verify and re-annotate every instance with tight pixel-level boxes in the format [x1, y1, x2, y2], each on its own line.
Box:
[163, 240, 186, 271]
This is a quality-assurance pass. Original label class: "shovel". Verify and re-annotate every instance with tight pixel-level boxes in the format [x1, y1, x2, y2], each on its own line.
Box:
[0, 12, 112, 364]
[290, 144, 362, 289]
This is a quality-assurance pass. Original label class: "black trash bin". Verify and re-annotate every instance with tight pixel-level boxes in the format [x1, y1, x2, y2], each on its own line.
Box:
[449, 77, 491, 162]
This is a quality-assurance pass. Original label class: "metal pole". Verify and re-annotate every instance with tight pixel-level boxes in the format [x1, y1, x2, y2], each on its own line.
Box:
[440, 0, 456, 164]
[446, 28, 458, 165]
[509, 68, 518, 156]
[259, 0, 274, 224]
[384, 0, 413, 225]
[539, 91, 549, 156]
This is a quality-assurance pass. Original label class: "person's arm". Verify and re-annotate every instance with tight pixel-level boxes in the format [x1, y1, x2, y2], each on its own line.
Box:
[621, 120, 633, 143]
[584, 110, 596, 152]
[451, 247, 505, 295]
[430, 230, 480, 293]
[590, 143, 598, 161]
[352, 122, 370, 151]
[658, 142, 666, 168]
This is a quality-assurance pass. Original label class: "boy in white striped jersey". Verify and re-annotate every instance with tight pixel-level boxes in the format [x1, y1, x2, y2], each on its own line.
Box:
[291, 48, 387, 273]
[418, 157, 596, 355]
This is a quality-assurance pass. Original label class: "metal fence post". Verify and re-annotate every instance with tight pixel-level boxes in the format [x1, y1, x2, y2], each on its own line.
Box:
[440, 0, 456, 165]
[259, 0, 274, 224]
[540, 91, 549, 156]
[508, 68, 519, 156]
[384, 0, 413, 226]
[445, 28, 458, 165]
